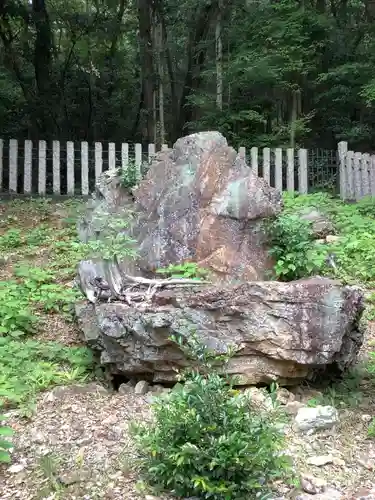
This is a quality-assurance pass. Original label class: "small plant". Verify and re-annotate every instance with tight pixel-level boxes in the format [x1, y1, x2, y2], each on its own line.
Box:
[0, 228, 23, 250]
[0, 414, 13, 463]
[268, 212, 327, 280]
[156, 262, 210, 280]
[368, 417, 375, 438]
[119, 160, 139, 189]
[0, 280, 38, 337]
[0, 337, 94, 408]
[131, 334, 290, 499]
[84, 211, 138, 261]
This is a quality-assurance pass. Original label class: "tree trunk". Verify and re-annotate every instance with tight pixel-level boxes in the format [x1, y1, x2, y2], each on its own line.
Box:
[216, 0, 223, 111]
[138, 0, 155, 143]
[32, 0, 55, 136]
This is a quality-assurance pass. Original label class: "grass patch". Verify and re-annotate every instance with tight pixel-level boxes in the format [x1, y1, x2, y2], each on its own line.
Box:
[0, 337, 94, 409]
[0, 198, 95, 413]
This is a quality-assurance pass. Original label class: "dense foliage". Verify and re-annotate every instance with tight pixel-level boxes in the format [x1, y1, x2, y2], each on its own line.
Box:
[269, 193, 375, 285]
[1, 0, 375, 150]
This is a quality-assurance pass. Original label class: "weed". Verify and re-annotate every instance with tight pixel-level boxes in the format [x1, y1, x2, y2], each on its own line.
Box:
[0, 337, 94, 408]
[267, 213, 327, 280]
[85, 211, 138, 262]
[119, 160, 139, 189]
[0, 414, 13, 463]
[131, 334, 290, 499]
[0, 280, 38, 338]
[0, 229, 23, 250]
[156, 262, 210, 280]
[368, 417, 375, 438]
[306, 368, 364, 409]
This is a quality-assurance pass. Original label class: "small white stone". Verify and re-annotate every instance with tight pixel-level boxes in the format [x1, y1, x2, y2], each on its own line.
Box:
[306, 454, 334, 467]
[361, 414, 372, 423]
[295, 405, 339, 432]
[134, 380, 149, 395]
[301, 473, 327, 494]
[8, 463, 25, 473]
[325, 234, 340, 243]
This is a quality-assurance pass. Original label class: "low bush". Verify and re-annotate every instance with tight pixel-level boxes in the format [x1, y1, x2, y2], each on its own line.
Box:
[267, 212, 327, 280]
[132, 336, 290, 499]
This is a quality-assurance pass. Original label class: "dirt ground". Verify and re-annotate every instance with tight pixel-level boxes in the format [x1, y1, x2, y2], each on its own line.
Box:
[1, 198, 375, 500]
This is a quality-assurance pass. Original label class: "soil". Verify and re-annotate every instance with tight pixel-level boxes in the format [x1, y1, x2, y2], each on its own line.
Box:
[1, 198, 375, 500]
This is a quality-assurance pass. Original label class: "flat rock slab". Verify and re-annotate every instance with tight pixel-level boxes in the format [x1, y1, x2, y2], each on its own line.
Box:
[76, 277, 364, 384]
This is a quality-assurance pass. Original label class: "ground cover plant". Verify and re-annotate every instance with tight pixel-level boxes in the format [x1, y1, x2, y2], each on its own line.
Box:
[0, 199, 95, 415]
[269, 192, 375, 286]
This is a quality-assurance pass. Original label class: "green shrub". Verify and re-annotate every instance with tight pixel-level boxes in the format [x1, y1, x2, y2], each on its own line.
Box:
[119, 160, 139, 189]
[268, 213, 327, 281]
[368, 417, 375, 438]
[131, 336, 290, 499]
[0, 414, 13, 463]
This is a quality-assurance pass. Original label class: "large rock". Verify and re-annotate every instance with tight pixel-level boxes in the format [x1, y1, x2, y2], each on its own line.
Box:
[75, 277, 364, 385]
[78, 131, 282, 281]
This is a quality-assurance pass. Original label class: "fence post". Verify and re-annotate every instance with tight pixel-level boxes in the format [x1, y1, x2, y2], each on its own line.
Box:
[346, 151, 355, 200]
[95, 142, 103, 184]
[148, 143, 156, 163]
[338, 141, 348, 199]
[24, 140, 32, 194]
[108, 142, 116, 170]
[121, 143, 129, 171]
[9, 139, 18, 193]
[52, 141, 60, 195]
[362, 153, 371, 197]
[81, 141, 89, 195]
[286, 148, 294, 193]
[371, 155, 375, 197]
[353, 152, 362, 200]
[263, 147, 270, 185]
[66, 141, 74, 195]
[298, 149, 308, 194]
[251, 147, 258, 176]
[275, 148, 283, 191]
[238, 146, 246, 160]
[135, 143, 142, 181]
[38, 140, 46, 196]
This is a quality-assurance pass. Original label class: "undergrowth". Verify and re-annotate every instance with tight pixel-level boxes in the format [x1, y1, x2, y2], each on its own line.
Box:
[0, 198, 97, 430]
[269, 192, 375, 286]
[0, 337, 93, 409]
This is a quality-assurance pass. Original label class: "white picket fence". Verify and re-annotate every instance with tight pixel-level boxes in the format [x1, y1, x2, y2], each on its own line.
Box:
[0, 138, 364, 199]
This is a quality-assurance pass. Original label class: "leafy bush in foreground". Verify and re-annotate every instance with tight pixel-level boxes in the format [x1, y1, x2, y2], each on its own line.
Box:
[131, 336, 290, 499]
